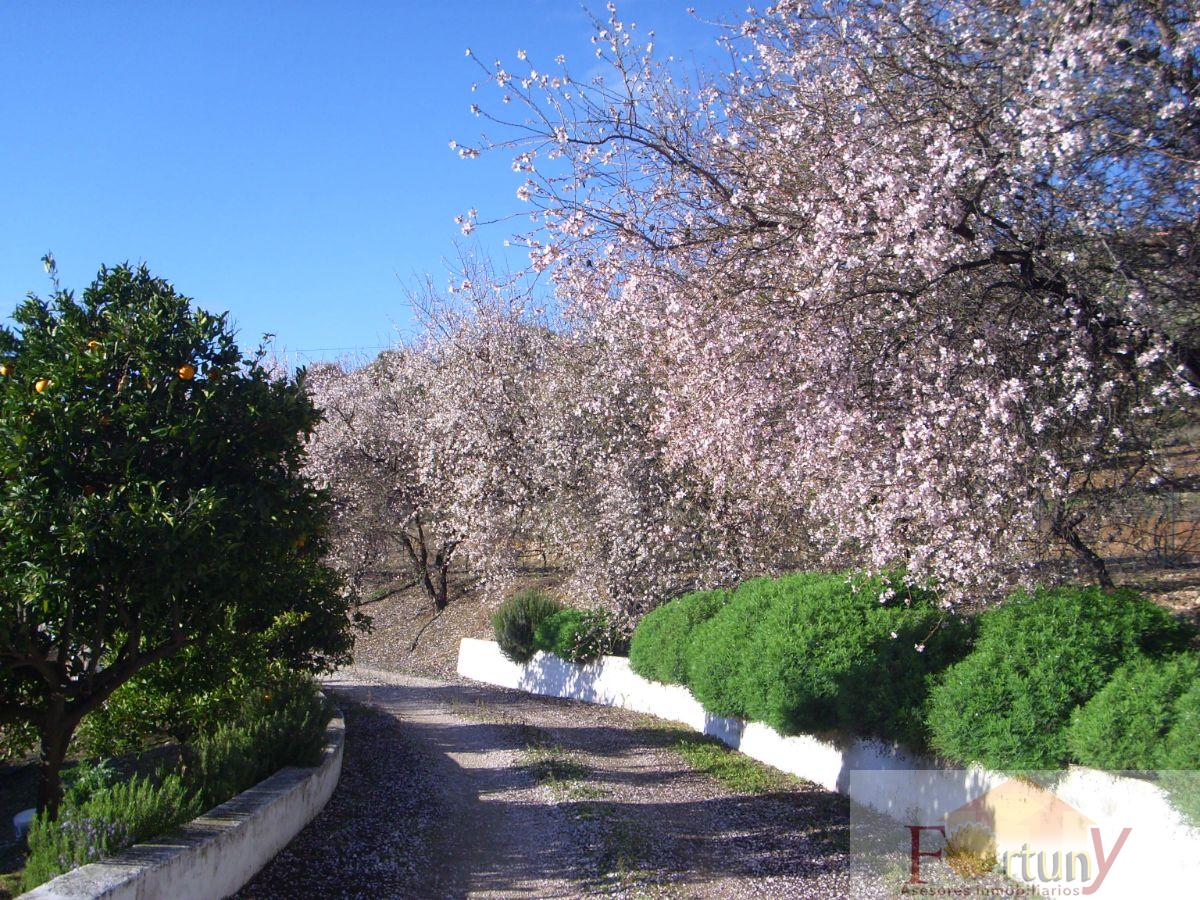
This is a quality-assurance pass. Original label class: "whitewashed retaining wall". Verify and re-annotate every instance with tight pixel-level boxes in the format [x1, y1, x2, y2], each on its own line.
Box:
[458, 637, 1200, 896]
[19, 709, 344, 900]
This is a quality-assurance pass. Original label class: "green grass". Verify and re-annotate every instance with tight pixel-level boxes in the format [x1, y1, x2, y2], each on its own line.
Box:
[596, 818, 649, 881]
[522, 743, 591, 792]
[0, 871, 23, 900]
[673, 734, 800, 794]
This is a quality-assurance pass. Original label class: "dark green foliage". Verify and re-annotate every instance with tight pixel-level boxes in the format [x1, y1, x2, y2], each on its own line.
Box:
[0, 262, 360, 812]
[629, 588, 729, 685]
[926, 586, 1193, 769]
[1066, 653, 1200, 771]
[686, 577, 792, 719]
[492, 589, 562, 663]
[0, 719, 38, 764]
[75, 647, 334, 760]
[534, 608, 585, 657]
[686, 573, 969, 746]
[534, 607, 625, 663]
[73, 678, 178, 759]
[61, 759, 118, 806]
[1160, 682, 1200, 826]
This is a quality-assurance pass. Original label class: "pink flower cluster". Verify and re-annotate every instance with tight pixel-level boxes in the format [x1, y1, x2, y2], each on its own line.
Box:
[452, 0, 1199, 603]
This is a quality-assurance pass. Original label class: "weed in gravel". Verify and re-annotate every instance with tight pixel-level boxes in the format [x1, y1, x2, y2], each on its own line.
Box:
[673, 734, 800, 794]
[450, 700, 610, 801]
[565, 782, 609, 801]
[523, 743, 590, 794]
[449, 698, 524, 727]
[596, 818, 660, 892]
[450, 699, 553, 748]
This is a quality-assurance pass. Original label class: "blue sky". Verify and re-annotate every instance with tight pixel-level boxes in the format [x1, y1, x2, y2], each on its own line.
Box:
[0, 1, 741, 363]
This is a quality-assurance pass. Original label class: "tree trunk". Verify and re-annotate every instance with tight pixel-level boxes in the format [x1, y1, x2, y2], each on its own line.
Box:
[433, 548, 450, 611]
[1054, 512, 1115, 589]
[36, 715, 74, 818]
[398, 525, 455, 611]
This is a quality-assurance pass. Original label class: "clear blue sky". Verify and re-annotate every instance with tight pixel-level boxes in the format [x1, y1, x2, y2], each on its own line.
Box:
[0, 1, 740, 363]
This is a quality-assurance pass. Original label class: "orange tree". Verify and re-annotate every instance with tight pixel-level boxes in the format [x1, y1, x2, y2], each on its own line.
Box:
[0, 263, 358, 814]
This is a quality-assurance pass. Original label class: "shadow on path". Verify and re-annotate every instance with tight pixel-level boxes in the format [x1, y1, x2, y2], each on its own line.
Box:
[239, 670, 866, 899]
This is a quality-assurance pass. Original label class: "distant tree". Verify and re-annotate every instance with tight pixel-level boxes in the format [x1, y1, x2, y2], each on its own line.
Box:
[467, 0, 1200, 599]
[305, 351, 462, 611]
[529, 325, 805, 615]
[303, 280, 548, 621]
[0, 263, 357, 814]
[308, 269, 800, 619]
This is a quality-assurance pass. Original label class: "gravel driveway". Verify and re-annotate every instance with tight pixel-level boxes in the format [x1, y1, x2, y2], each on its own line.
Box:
[238, 666, 886, 899]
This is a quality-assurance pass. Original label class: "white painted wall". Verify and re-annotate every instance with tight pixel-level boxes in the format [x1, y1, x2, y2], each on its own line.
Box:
[19, 710, 344, 900]
[458, 638, 1200, 897]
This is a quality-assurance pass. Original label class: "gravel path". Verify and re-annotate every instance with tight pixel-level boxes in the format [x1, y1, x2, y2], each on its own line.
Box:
[239, 666, 888, 899]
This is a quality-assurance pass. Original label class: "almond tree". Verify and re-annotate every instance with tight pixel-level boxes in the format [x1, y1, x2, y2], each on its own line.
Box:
[463, 0, 1200, 599]
[304, 351, 460, 611]
[531, 325, 805, 615]
[303, 282, 549, 618]
[308, 271, 798, 619]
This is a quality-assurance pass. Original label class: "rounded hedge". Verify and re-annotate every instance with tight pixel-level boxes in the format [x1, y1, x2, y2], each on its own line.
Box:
[1163, 680, 1200, 769]
[534, 607, 622, 663]
[535, 608, 584, 657]
[629, 588, 729, 685]
[686, 572, 970, 746]
[925, 586, 1194, 770]
[1066, 653, 1200, 771]
[686, 576, 785, 719]
[492, 589, 562, 663]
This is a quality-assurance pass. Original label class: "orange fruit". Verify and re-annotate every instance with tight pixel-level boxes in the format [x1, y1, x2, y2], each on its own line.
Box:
[177, 364, 196, 381]
[87, 340, 101, 350]
[34, 379, 50, 394]
[0, 363, 11, 377]
[294, 535, 307, 549]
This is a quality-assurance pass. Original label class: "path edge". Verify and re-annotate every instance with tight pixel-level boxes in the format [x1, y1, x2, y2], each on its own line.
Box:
[457, 636, 1200, 895]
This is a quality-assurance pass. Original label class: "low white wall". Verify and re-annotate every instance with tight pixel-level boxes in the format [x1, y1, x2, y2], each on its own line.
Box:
[19, 708, 345, 900]
[458, 638, 1200, 896]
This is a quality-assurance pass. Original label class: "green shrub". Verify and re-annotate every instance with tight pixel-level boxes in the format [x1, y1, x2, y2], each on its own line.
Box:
[20, 674, 332, 892]
[686, 577, 784, 719]
[62, 760, 118, 807]
[1162, 680, 1200, 769]
[185, 673, 332, 809]
[534, 608, 624, 663]
[21, 772, 200, 891]
[74, 678, 178, 759]
[1066, 653, 1200, 770]
[1160, 682, 1200, 826]
[492, 589, 562, 663]
[534, 608, 584, 656]
[926, 586, 1193, 770]
[73, 659, 327, 766]
[687, 573, 969, 747]
[629, 588, 729, 684]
